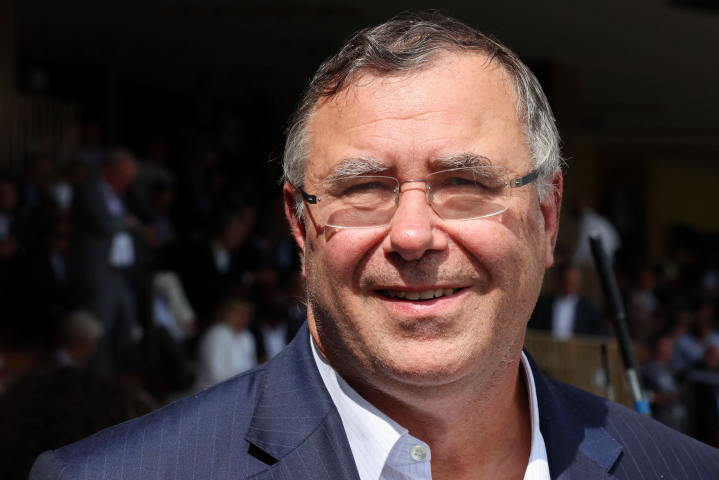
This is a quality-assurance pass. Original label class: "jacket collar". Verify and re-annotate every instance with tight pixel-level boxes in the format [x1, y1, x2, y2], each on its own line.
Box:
[525, 349, 622, 478]
[247, 325, 622, 479]
[245, 323, 353, 460]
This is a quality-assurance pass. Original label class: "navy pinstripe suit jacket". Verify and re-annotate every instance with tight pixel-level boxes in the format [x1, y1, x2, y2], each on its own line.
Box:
[31, 323, 719, 479]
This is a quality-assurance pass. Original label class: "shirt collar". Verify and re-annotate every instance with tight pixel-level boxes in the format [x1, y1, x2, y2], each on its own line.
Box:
[311, 333, 549, 480]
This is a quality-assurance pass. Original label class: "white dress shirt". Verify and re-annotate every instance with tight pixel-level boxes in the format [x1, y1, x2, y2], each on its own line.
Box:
[99, 179, 135, 268]
[551, 294, 579, 340]
[194, 324, 257, 392]
[312, 335, 550, 480]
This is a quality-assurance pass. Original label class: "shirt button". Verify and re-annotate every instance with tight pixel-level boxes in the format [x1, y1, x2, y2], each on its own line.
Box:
[410, 445, 428, 461]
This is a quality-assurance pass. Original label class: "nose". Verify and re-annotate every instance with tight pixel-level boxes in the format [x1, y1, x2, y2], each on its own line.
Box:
[383, 182, 448, 261]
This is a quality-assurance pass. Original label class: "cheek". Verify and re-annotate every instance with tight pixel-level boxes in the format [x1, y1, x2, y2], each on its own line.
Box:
[309, 228, 386, 292]
[452, 211, 544, 290]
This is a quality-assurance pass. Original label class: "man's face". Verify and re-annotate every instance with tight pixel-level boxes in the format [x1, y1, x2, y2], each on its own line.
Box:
[286, 53, 560, 391]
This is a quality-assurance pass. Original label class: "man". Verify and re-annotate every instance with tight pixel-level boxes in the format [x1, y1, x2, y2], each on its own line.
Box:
[528, 264, 608, 339]
[66, 148, 142, 375]
[32, 12, 719, 480]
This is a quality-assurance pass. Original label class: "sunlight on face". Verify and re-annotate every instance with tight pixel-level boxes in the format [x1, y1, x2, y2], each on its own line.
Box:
[300, 53, 552, 393]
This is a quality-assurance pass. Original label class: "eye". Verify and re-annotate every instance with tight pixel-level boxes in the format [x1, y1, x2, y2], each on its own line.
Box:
[340, 181, 393, 196]
[444, 176, 481, 187]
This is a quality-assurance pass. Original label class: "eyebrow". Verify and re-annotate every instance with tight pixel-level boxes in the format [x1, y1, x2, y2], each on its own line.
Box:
[429, 153, 493, 170]
[324, 156, 391, 181]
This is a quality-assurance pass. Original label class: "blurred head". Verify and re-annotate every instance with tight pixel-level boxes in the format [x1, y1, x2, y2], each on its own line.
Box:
[653, 336, 674, 364]
[558, 265, 581, 297]
[214, 207, 255, 250]
[149, 181, 175, 212]
[216, 297, 254, 332]
[57, 310, 104, 363]
[704, 346, 719, 370]
[0, 178, 18, 213]
[101, 148, 138, 193]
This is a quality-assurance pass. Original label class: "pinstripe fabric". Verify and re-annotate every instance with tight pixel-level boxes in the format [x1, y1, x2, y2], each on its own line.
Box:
[30, 324, 719, 479]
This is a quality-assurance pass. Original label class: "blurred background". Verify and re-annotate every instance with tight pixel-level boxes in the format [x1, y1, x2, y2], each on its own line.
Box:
[1, 0, 719, 477]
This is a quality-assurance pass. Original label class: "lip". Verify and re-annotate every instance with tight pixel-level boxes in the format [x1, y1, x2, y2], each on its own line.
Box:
[373, 287, 470, 314]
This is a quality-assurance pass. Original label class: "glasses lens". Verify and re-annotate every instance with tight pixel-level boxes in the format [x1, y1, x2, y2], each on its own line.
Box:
[427, 167, 510, 220]
[316, 176, 398, 227]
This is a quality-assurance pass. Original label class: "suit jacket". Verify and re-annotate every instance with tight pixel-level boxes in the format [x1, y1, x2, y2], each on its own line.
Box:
[67, 178, 134, 294]
[528, 295, 609, 337]
[31, 323, 719, 479]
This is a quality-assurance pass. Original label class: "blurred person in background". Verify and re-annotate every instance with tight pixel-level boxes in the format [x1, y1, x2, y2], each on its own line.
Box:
[67, 148, 142, 375]
[75, 124, 105, 174]
[0, 176, 23, 259]
[10, 217, 76, 343]
[673, 304, 719, 372]
[642, 334, 687, 433]
[629, 266, 661, 341]
[48, 159, 90, 213]
[54, 310, 104, 367]
[0, 177, 24, 326]
[692, 346, 719, 447]
[193, 296, 257, 392]
[570, 195, 621, 266]
[142, 181, 177, 251]
[132, 138, 175, 204]
[176, 207, 255, 321]
[148, 271, 196, 393]
[19, 157, 53, 214]
[528, 264, 609, 339]
[0, 366, 154, 480]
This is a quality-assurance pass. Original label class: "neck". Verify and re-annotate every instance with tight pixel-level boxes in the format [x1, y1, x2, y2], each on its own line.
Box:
[311, 321, 532, 480]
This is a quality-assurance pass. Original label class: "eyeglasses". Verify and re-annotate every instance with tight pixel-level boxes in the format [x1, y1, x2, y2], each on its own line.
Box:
[297, 166, 538, 229]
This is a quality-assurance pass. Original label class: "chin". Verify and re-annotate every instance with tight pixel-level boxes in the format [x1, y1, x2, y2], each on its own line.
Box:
[368, 336, 480, 386]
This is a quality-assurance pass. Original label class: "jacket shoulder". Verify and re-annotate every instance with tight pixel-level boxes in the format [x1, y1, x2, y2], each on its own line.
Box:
[547, 376, 719, 478]
[30, 366, 268, 480]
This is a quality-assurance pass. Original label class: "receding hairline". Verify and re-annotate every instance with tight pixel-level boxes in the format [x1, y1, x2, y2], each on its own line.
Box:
[309, 49, 516, 119]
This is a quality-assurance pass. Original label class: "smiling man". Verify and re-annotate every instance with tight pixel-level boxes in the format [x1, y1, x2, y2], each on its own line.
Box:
[32, 11, 719, 480]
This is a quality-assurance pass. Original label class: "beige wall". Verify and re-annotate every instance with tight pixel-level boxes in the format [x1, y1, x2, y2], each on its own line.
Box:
[647, 157, 719, 260]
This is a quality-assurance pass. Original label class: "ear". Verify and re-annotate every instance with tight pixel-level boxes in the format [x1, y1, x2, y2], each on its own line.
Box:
[540, 172, 563, 269]
[283, 182, 307, 277]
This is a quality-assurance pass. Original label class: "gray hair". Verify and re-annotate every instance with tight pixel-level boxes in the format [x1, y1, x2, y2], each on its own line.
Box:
[283, 11, 562, 218]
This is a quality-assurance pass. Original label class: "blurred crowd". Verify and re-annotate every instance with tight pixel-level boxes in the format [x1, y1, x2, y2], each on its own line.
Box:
[1, 122, 719, 476]
[529, 208, 719, 448]
[0, 124, 308, 476]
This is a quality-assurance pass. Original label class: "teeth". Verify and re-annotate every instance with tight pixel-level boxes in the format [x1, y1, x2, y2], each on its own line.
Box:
[419, 290, 435, 299]
[384, 288, 458, 300]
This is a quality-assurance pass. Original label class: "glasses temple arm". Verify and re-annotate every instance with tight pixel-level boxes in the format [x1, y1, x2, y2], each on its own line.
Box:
[298, 187, 317, 204]
[509, 171, 539, 188]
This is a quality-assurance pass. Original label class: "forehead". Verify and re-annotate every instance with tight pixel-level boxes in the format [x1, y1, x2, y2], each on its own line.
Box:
[306, 53, 531, 182]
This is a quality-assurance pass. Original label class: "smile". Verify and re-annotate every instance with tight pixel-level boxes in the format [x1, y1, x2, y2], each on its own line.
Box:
[379, 288, 465, 301]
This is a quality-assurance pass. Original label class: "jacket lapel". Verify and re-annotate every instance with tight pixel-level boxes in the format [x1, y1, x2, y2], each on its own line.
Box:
[525, 349, 622, 479]
[245, 323, 360, 480]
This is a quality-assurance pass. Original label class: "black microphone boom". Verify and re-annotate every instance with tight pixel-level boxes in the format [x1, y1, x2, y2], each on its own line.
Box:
[589, 233, 651, 415]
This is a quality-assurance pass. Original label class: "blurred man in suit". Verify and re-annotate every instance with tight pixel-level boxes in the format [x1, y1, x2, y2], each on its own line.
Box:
[528, 265, 608, 338]
[32, 11, 719, 480]
[66, 148, 142, 375]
